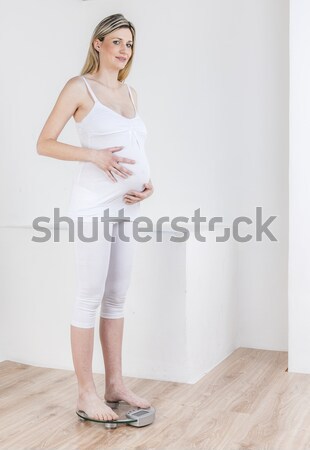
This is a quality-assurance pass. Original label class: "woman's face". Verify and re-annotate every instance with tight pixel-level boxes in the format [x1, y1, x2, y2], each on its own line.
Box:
[94, 27, 133, 70]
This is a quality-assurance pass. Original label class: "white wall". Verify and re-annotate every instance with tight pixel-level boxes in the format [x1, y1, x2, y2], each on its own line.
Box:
[0, 226, 237, 383]
[0, 0, 289, 371]
[289, 0, 310, 373]
[234, 1, 289, 351]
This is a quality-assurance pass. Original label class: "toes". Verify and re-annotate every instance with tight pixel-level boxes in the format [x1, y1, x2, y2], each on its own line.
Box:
[102, 411, 111, 421]
[106, 407, 116, 421]
[103, 412, 109, 421]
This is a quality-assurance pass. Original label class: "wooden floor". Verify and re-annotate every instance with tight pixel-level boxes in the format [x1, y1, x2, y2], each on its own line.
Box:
[1, 348, 310, 449]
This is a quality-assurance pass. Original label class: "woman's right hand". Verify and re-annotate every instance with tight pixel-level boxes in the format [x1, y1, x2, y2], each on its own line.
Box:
[89, 146, 136, 183]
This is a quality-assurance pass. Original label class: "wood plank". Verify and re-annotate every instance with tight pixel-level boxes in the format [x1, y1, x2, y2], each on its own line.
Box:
[0, 349, 310, 449]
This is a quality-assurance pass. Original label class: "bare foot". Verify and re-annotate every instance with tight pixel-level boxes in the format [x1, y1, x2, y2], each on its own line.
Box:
[77, 391, 119, 421]
[105, 385, 151, 409]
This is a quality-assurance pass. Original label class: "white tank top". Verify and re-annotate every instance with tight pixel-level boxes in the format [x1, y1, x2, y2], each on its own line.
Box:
[67, 76, 151, 222]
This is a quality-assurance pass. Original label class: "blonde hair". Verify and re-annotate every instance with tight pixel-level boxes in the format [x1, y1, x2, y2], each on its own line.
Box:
[80, 13, 136, 82]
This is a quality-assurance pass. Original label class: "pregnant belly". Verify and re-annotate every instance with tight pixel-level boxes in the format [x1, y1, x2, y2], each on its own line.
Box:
[76, 143, 150, 202]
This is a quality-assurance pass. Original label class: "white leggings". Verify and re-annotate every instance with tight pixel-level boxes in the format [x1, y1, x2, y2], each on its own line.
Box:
[71, 220, 135, 328]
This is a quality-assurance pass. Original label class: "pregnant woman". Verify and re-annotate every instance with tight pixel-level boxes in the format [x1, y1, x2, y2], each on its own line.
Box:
[37, 14, 154, 421]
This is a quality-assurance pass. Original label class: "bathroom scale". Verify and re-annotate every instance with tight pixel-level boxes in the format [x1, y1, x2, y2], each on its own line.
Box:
[76, 401, 156, 429]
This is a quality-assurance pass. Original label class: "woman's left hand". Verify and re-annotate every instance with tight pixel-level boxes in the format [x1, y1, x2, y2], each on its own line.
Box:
[123, 180, 154, 204]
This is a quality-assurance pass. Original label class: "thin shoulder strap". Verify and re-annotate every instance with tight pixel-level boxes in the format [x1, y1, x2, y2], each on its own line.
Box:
[81, 76, 98, 103]
[125, 83, 137, 112]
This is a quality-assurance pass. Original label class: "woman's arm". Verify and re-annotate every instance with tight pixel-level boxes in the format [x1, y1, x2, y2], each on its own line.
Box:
[36, 77, 96, 162]
[36, 77, 135, 182]
[123, 87, 154, 203]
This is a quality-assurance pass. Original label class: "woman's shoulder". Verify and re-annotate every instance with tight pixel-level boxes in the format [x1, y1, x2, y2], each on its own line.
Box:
[127, 84, 138, 106]
[59, 76, 88, 102]
[64, 75, 85, 90]
[127, 83, 137, 94]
